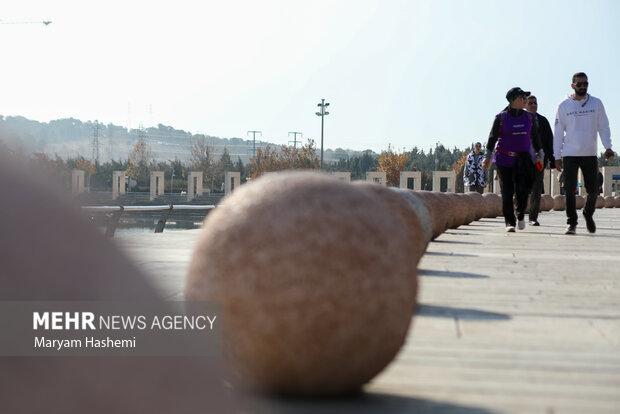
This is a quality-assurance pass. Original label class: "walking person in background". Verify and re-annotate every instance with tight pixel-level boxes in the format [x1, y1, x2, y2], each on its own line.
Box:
[554, 72, 614, 235]
[525, 95, 555, 226]
[483, 87, 543, 232]
[464, 142, 487, 193]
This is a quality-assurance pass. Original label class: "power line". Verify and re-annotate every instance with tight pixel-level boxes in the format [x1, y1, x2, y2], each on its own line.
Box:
[247, 130, 262, 159]
[288, 132, 303, 148]
[92, 121, 101, 164]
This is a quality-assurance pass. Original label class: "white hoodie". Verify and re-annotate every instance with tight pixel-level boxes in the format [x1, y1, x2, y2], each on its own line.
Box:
[553, 94, 612, 158]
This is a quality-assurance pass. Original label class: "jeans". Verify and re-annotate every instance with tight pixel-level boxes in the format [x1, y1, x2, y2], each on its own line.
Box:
[528, 167, 545, 221]
[497, 164, 529, 227]
[562, 156, 598, 226]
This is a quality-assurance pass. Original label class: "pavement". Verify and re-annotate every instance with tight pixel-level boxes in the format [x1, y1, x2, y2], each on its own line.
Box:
[116, 208, 620, 414]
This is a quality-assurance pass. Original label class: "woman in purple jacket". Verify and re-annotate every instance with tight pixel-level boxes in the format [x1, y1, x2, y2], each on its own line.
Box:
[483, 87, 544, 232]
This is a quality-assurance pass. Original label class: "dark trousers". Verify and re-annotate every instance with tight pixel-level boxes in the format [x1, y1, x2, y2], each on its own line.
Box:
[497, 164, 528, 226]
[468, 185, 484, 194]
[528, 168, 545, 221]
[563, 156, 598, 225]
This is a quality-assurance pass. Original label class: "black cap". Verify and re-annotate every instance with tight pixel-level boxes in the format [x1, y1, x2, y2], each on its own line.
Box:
[506, 87, 531, 102]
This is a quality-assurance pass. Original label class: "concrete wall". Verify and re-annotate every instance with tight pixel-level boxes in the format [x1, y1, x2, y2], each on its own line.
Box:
[400, 171, 422, 190]
[72, 170, 85, 194]
[366, 172, 387, 186]
[112, 171, 126, 200]
[224, 171, 241, 195]
[331, 172, 351, 183]
[188, 172, 203, 201]
[432, 171, 456, 192]
[150, 171, 164, 201]
[602, 166, 620, 196]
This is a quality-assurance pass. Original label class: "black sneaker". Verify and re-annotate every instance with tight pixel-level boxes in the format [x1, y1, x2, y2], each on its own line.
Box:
[583, 213, 596, 233]
[529, 220, 540, 226]
[565, 225, 576, 235]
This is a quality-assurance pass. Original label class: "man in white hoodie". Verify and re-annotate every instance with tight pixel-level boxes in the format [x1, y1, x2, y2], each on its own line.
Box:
[554, 72, 614, 235]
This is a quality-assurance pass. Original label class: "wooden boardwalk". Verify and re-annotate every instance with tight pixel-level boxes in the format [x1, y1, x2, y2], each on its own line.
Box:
[117, 209, 620, 414]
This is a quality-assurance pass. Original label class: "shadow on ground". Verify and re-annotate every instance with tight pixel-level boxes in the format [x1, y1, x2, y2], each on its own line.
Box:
[416, 304, 511, 320]
[242, 390, 500, 414]
[419, 269, 488, 278]
[431, 239, 482, 245]
[424, 251, 478, 258]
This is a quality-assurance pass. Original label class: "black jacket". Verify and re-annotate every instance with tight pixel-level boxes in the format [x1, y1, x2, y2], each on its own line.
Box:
[534, 113, 555, 168]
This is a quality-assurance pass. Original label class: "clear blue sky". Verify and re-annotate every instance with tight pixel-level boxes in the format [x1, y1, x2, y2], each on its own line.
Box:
[2, 0, 618, 153]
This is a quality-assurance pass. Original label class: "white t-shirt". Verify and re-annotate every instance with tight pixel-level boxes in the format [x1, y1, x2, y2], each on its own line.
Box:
[553, 94, 612, 158]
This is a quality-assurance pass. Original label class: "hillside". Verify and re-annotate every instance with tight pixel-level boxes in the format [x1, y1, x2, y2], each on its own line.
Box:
[0, 115, 361, 164]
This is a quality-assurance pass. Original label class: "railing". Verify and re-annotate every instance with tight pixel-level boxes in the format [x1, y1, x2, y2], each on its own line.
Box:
[82, 205, 216, 237]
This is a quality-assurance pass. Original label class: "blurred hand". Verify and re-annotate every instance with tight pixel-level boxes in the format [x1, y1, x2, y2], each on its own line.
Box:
[555, 159, 563, 172]
[482, 159, 491, 170]
[604, 148, 615, 159]
[536, 158, 544, 171]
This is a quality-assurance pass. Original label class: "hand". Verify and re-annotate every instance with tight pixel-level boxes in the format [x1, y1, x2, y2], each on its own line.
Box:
[536, 158, 544, 171]
[555, 159, 563, 172]
[604, 148, 615, 159]
[482, 158, 491, 170]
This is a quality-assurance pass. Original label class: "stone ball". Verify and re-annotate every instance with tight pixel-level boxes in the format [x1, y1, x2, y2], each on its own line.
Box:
[458, 193, 478, 225]
[604, 196, 615, 208]
[540, 194, 554, 212]
[482, 193, 502, 218]
[596, 195, 605, 209]
[443, 193, 468, 228]
[353, 182, 430, 259]
[615, 196, 620, 208]
[575, 195, 585, 209]
[463, 192, 487, 221]
[186, 172, 418, 395]
[553, 195, 566, 211]
[0, 154, 229, 414]
[408, 190, 449, 239]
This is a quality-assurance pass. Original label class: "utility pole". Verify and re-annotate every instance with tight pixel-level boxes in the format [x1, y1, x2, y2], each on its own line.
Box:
[247, 130, 262, 159]
[315, 99, 330, 170]
[288, 132, 303, 148]
[138, 123, 147, 144]
[91, 120, 101, 164]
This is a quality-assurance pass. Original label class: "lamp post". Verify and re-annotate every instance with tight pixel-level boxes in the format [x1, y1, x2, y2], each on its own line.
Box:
[315, 99, 330, 170]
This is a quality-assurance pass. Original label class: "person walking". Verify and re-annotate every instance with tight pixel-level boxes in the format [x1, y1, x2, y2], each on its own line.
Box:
[553, 72, 614, 235]
[464, 142, 487, 194]
[483, 87, 543, 232]
[525, 95, 555, 226]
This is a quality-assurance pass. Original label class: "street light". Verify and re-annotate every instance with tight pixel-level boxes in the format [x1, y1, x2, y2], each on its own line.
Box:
[315, 99, 330, 169]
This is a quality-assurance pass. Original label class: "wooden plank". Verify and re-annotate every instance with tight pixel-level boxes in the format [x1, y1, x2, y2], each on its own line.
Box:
[115, 209, 620, 413]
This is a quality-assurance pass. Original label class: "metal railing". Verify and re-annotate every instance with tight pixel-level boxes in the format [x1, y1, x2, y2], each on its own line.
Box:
[82, 205, 216, 237]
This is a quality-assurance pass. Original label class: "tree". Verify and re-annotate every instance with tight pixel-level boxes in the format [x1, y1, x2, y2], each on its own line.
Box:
[248, 145, 280, 179]
[247, 139, 320, 179]
[213, 147, 234, 190]
[190, 134, 214, 179]
[234, 156, 246, 181]
[126, 139, 152, 189]
[378, 145, 409, 186]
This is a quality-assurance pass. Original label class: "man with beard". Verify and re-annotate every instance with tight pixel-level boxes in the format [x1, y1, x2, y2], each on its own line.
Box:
[554, 72, 614, 235]
[525, 95, 554, 226]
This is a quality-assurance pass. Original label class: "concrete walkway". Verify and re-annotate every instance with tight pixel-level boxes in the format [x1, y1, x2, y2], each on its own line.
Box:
[116, 209, 620, 414]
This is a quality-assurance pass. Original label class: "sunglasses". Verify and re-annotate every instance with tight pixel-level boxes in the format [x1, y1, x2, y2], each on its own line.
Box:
[574, 81, 589, 87]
